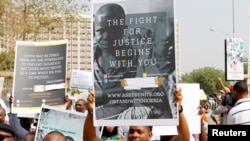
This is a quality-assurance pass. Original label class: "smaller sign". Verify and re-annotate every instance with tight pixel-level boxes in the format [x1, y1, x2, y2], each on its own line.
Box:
[70, 69, 93, 90]
[35, 105, 86, 141]
[225, 38, 244, 81]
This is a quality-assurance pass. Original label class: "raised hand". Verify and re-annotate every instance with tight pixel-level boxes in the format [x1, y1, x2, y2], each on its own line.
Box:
[87, 90, 95, 113]
[174, 87, 182, 107]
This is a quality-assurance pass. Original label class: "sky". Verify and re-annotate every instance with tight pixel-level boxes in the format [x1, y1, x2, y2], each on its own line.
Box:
[81, 0, 250, 75]
[175, 0, 249, 75]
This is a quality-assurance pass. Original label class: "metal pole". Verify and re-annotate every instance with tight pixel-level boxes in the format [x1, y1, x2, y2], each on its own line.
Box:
[248, 15, 250, 92]
[209, 28, 230, 37]
[232, 0, 235, 37]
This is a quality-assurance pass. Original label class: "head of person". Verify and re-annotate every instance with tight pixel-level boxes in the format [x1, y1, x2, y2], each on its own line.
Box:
[203, 101, 211, 112]
[66, 99, 73, 110]
[75, 99, 87, 113]
[127, 126, 152, 141]
[43, 131, 66, 141]
[101, 126, 119, 140]
[233, 80, 248, 101]
[94, 3, 127, 49]
[19, 117, 34, 131]
[104, 126, 116, 133]
[0, 107, 6, 123]
[0, 123, 16, 141]
[24, 132, 35, 141]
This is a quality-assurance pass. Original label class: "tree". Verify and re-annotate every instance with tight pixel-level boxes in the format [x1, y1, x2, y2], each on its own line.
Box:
[67, 88, 81, 96]
[0, 0, 91, 94]
[180, 67, 230, 94]
[0, 48, 14, 71]
[0, 0, 91, 50]
[13, 0, 90, 40]
[243, 57, 248, 75]
[0, 0, 15, 52]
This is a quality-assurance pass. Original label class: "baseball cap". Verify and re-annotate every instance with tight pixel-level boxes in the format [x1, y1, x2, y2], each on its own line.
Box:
[0, 123, 16, 137]
[229, 85, 234, 92]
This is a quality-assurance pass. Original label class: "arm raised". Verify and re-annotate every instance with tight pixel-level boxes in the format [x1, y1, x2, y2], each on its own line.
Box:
[83, 91, 102, 141]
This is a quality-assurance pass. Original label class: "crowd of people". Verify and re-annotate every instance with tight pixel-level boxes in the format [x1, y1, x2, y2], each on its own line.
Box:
[0, 95, 88, 141]
[0, 85, 197, 141]
[0, 79, 249, 141]
[195, 78, 250, 141]
[205, 78, 250, 125]
[0, 1, 249, 141]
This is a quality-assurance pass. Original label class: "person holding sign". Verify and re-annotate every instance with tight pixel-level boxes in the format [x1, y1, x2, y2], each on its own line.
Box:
[84, 88, 190, 141]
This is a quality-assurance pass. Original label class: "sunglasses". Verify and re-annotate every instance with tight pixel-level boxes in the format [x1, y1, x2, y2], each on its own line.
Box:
[0, 134, 13, 140]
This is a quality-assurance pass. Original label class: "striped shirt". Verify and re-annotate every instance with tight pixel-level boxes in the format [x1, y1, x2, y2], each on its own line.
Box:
[227, 98, 250, 125]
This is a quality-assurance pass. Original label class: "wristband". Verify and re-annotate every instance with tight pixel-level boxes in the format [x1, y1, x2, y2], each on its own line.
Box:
[179, 105, 183, 113]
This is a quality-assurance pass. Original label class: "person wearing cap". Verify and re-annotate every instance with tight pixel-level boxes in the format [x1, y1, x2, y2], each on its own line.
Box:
[0, 123, 16, 141]
[8, 95, 31, 140]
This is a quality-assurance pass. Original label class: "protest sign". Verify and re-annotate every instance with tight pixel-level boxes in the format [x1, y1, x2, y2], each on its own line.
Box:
[12, 40, 67, 113]
[35, 105, 86, 141]
[92, 0, 177, 126]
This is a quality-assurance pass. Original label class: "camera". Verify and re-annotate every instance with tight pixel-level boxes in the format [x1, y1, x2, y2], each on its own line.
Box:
[222, 92, 236, 106]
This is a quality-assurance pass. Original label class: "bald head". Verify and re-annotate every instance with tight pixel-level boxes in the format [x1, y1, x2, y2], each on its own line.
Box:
[95, 4, 125, 28]
[75, 99, 87, 113]
[94, 3, 127, 48]
[233, 80, 249, 100]
[43, 131, 66, 141]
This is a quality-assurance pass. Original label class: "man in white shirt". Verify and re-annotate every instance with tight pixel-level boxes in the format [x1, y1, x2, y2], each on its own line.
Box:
[227, 80, 250, 125]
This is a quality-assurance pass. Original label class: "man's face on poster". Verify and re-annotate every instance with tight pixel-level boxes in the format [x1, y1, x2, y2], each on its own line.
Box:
[95, 5, 126, 50]
[154, 18, 174, 57]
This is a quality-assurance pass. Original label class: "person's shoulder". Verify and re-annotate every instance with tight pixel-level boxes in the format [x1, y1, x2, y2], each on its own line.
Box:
[227, 98, 249, 115]
[240, 98, 250, 102]
[232, 98, 250, 108]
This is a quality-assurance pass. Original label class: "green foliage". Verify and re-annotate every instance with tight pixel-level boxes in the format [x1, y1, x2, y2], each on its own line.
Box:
[68, 88, 81, 96]
[180, 67, 230, 94]
[0, 49, 15, 71]
[3, 0, 91, 41]
[67, 87, 81, 96]
[244, 57, 248, 74]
